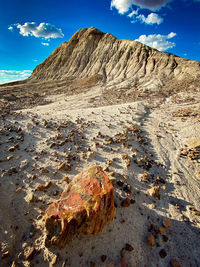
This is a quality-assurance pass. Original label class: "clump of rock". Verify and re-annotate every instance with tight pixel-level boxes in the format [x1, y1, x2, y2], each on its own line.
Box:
[44, 166, 115, 248]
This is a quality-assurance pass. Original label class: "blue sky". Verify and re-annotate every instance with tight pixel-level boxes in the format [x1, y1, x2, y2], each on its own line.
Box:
[0, 0, 200, 84]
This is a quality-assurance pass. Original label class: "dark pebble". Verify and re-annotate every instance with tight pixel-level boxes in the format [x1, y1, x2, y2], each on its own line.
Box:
[159, 249, 167, 258]
[101, 255, 107, 262]
[125, 243, 134, 251]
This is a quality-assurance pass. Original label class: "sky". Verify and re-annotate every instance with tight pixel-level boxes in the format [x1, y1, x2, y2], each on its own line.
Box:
[0, 0, 200, 84]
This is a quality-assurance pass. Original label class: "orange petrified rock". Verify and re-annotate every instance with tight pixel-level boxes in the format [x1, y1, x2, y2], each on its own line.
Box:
[44, 166, 115, 248]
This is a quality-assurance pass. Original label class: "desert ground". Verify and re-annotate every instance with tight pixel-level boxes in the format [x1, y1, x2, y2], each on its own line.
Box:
[0, 85, 200, 267]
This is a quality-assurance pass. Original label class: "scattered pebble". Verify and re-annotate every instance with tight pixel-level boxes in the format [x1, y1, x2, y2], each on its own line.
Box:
[159, 249, 167, 258]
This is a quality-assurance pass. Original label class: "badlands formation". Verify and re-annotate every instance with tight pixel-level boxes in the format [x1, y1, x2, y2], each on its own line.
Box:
[0, 27, 200, 267]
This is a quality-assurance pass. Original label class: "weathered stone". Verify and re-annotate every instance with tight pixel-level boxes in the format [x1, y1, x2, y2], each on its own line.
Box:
[170, 258, 181, 267]
[121, 198, 131, 207]
[125, 243, 134, 251]
[25, 192, 35, 203]
[159, 249, 167, 258]
[24, 246, 37, 261]
[148, 186, 160, 200]
[147, 233, 155, 247]
[58, 162, 66, 170]
[163, 217, 172, 229]
[44, 166, 115, 248]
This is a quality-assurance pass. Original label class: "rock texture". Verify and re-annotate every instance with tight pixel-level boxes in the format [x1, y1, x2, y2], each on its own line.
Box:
[29, 27, 200, 90]
[44, 166, 115, 248]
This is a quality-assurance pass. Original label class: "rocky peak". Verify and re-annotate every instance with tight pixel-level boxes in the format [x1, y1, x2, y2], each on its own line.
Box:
[29, 27, 200, 92]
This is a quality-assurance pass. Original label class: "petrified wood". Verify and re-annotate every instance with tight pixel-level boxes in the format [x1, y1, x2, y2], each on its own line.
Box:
[44, 166, 115, 248]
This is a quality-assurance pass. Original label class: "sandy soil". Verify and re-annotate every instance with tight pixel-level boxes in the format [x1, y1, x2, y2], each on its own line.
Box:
[0, 88, 200, 267]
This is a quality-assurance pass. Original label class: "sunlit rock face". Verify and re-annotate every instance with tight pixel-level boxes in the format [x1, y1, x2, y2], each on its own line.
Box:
[44, 166, 115, 248]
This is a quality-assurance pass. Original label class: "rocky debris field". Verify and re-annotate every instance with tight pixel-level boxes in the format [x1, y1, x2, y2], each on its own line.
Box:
[0, 89, 200, 267]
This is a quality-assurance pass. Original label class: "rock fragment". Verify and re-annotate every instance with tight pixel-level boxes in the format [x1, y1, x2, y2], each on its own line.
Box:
[24, 246, 37, 261]
[147, 233, 155, 247]
[159, 249, 167, 258]
[121, 198, 131, 207]
[163, 217, 172, 229]
[148, 186, 160, 200]
[44, 166, 115, 248]
[170, 258, 181, 267]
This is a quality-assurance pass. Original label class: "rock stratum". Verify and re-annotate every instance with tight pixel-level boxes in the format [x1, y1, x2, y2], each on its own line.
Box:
[29, 27, 200, 90]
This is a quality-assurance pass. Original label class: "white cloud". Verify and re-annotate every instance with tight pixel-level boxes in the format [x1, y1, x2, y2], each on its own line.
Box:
[135, 32, 176, 51]
[111, 0, 133, 14]
[0, 70, 32, 84]
[136, 13, 163, 24]
[111, 0, 171, 13]
[41, 42, 50, 46]
[127, 9, 139, 17]
[9, 22, 64, 39]
[8, 26, 14, 31]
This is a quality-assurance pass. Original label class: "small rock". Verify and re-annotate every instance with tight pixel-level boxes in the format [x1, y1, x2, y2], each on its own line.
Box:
[24, 246, 37, 260]
[58, 162, 66, 170]
[11, 261, 19, 267]
[87, 151, 95, 159]
[126, 159, 131, 167]
[63, 176, 70, 182]
[159, 226, 166, 235]
[101, 255, 107, 262]
[170, 258, 181, 267]
[121, 198, 131, 207]
[37, 184, 45, 191]
[159, 249, 167, 258]
[2, 251, 10, 259]
[121, 154, 128, 160]
[163, 235, 168, 242]
[104, 166, 109, 172]
[7, 155, 14, 161]
[142, 172, 149, 181]
[107, 160, 112, 165]
[109, 176, 117, 185]
[157, 176, 165, 184]
[8, 144, 19, 152]
[109, 171, 115, 177]
[16, 187, 22, 193]
[117, 180, 124, 187]
[147, 233, 155, 247]
[148, 186, 160, 200]
[45, 181, 52, 189]
[51, 254, 58, 266]
[125, 243, 133, 251]
[163, 218, 172, 229]
[26, 192, 35, 203]
[20, 159, 29, 169]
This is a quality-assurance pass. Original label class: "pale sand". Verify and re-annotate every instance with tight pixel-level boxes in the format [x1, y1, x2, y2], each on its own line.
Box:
[0, 88, 200, 266]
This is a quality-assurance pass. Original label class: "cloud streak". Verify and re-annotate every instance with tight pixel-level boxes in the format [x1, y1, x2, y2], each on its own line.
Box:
[136, 32, 176, 51]
[8, 22, 64, 39]
[131, 12, 163, 24]
[0, 70, 32, 84]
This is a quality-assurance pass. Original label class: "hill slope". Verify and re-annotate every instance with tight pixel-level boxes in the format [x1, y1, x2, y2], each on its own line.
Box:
[29, 27, 200, 88]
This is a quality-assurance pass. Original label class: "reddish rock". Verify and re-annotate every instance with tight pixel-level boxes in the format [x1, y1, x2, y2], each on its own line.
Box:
[44, 166, 115, 248]
[121, 198, 131, 207]
[170, 258, 181, 267]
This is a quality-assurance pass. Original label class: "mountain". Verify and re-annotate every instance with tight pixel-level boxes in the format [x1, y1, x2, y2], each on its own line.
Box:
[29, 27, 200, 92]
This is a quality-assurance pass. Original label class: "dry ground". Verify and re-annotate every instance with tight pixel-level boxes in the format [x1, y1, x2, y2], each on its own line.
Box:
[0, 85, 200, 267]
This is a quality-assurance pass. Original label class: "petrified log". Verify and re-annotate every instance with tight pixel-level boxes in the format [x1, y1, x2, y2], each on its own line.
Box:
[44, 166, 115, 248]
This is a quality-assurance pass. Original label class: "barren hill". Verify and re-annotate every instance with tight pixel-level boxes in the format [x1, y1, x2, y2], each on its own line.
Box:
[0, 27, 200, 110]
[29, 27, 200, 89]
